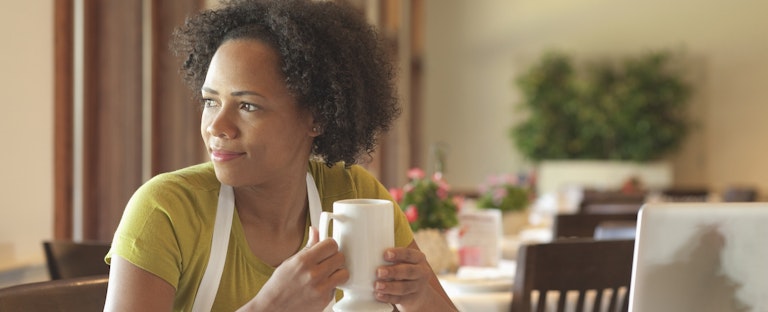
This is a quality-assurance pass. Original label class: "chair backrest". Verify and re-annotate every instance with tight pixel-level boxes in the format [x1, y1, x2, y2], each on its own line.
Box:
[0, 274, 108, 312]
[579, 191, 646, 214]
[593, 221, 637, 240]
[510, 239, 635, 312]
[43, 240, 111, 280]
[580, 202, 644, 214]
[553, 213, 637, 239]
[721, 186, 757, 202]
[660, 187, 709, 202]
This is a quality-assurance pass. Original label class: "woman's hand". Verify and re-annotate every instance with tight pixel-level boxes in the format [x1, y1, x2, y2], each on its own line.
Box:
[373, 241, 458, 312]
[239, 227, 348, 312]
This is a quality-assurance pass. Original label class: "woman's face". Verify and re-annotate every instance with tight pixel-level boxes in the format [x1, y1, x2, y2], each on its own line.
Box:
[201, 39, 316, 187]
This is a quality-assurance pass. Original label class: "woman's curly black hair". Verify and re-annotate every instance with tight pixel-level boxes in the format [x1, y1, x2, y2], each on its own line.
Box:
[171, 0, 400, 166]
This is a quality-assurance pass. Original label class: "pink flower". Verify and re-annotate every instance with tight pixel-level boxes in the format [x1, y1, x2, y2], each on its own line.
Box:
[407, 168, 425, 180]
[434, 177, 450, 190]
[436, 187, 448, 200]
[389, 188, 404, 203]
[405, 204, 419, 223]
[403, 183, 415, 193]
[503, 173, 518, 185]
[435, 179, 450, 200]
[493, 187, 508, 203]
[452, 196, 465, 212]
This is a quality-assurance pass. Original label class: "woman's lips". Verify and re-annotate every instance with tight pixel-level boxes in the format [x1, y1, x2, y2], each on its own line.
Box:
[210, 150, 245, 162]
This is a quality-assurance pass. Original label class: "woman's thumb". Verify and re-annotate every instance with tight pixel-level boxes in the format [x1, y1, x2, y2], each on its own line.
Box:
[305, 226, 319, 249]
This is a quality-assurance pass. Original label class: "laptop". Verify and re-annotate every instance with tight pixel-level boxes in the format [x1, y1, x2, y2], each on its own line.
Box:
[629, 202, 768, 312]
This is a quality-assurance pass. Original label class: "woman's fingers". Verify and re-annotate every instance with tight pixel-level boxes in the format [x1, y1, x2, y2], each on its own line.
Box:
[301, 226, 339, 264]
[377, 262, 429, 282]
[295, 228, 348, 287]
[383, 247, 426, 264]
[375, 277, 420, 295]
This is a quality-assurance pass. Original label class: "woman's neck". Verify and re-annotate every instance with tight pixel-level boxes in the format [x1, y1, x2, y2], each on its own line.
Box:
[233, 172, 309, 232]
[233, 173, 310, 266]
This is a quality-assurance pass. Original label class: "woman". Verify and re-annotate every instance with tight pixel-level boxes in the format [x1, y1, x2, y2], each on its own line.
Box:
[104, 0, 457, 311]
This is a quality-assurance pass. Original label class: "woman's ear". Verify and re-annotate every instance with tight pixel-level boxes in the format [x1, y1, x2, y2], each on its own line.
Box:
[308, 114, 322, 137]
[310, 124, 322, 137]
[305, 112, 322, 137]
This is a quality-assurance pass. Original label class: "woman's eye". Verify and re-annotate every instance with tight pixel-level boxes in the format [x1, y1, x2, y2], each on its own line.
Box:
[241, 103, 259, 112]
[201, 98, 218, 108]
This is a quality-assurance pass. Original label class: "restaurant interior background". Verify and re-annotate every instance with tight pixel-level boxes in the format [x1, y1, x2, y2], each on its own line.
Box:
[2, 0, 768, 286]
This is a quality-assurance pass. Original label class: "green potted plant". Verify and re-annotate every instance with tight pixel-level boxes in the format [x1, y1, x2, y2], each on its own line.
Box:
[389, 168, 459, 273]
[476, 173, 532, 213]
[389, 168, 459, 232]
[511, 50, 692, 194]
[475, 172, 534, 235]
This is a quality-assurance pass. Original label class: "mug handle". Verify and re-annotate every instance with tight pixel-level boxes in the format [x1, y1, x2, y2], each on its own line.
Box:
[319, 211, 333, 241]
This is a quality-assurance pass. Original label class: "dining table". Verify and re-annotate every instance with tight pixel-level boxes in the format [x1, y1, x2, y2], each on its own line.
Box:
[441, 267, 613, 312]
[439, 259, 516, 312]
[446, 290, 513, 312]
[439, 228, 554, 312]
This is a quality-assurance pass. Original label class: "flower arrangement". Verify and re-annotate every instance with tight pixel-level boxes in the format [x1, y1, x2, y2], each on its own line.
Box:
[475, 173, 533, 212]
[389, 168, 460, 231]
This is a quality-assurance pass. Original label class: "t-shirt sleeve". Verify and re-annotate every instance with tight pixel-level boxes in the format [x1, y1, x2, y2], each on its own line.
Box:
[105, 176, 185, 290]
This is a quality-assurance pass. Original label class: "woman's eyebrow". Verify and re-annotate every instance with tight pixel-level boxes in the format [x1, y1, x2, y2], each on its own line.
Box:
[231, 90, 265, 98]
[201, 87, 264, 98]
[201, 87, 218, 94]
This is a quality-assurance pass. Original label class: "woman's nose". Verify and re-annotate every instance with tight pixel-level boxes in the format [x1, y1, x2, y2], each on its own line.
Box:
[205, 108, 237, 139]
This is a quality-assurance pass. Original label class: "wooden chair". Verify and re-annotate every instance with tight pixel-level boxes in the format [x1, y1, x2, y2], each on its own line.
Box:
[0, 274, 108, 311]
[578, 191, 646, 214]
[593, 221, 637, 240]
[580, 202, 643, 214]
[660, 187, 709, 202]
[43, 240, 111, 280]
[510, 239, 635, 312]
[553, 213, 638, 239]
[721, 186, 758, 202]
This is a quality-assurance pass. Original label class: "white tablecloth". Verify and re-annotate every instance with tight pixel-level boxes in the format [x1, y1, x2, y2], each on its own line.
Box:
[440, 230, 553, 312]
[440, 260, 516, 312]
[445, 286, 626, 312]
[446, 290, 617, 312]
[441, 229, 620, 312]
[448, 291, 512, 312]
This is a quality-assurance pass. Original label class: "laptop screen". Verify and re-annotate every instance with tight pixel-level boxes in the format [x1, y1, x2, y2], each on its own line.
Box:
[629, 203, 768, 312]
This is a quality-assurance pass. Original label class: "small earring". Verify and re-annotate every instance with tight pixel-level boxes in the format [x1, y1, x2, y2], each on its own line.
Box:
[312, 127, 319, 133]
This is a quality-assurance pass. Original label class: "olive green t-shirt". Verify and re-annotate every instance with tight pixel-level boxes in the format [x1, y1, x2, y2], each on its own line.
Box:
[106, 161, 413, 311]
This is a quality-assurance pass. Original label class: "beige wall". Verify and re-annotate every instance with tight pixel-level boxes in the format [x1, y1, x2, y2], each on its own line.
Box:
[423, 0, 768, 196]
[0, 0, 54, 276]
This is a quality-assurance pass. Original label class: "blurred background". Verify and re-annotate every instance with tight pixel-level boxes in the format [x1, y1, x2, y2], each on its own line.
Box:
[2, 0, 768, 286]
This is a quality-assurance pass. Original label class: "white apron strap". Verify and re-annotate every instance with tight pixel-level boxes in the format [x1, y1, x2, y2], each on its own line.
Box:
[306, 172, 322, 228]
[306, 173, 336, 312]
[192, 174, 333, 312]
[192, 184, 235, 312]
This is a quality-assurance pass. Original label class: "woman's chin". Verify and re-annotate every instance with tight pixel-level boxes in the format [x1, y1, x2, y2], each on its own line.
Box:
[213, 168, 243, 187]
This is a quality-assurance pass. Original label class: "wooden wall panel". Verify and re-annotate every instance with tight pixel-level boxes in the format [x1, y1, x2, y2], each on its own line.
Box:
[54, 0, 74, 240]
[151, 0, 207, 175]
[81, 0, 144, 240]
[54, 0, 203, 241]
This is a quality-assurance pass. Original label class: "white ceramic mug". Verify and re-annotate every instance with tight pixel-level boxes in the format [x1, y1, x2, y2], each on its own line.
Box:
[319, 199, 394, 312]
